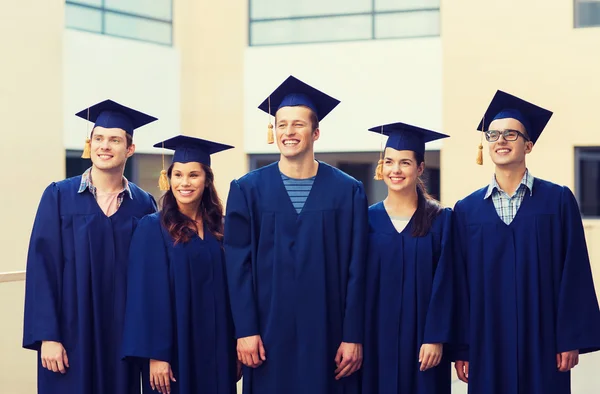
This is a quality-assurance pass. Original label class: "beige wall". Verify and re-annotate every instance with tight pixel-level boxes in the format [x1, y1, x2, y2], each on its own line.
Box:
[0, 1, 64, 393]
[439, 0, 600, 308]
[174, 0, 248, 202]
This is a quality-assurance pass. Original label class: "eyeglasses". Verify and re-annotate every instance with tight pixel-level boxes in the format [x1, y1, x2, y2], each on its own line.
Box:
[484, 129, 530, 142]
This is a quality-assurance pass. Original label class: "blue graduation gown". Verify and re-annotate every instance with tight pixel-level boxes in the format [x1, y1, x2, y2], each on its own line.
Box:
[23, 176, 157, 394]
[362, 203, 454, 394]
[453, 178, 600, 394]
[224, 162, 368, 394]
[122, 213, 237, 394]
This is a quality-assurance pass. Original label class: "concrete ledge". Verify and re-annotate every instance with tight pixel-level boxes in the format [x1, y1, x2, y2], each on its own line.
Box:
[0, 271, 26, 283]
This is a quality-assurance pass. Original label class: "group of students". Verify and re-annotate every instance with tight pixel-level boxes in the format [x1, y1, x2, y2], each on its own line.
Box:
[23, 75, 600, 394]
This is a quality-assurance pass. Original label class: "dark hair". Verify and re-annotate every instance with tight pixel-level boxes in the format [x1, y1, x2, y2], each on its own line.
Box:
[275, 106, 320, 132]
[159, 163, 224, 244]
[90, 128, 133, 148]
[411, 151, 443, 237]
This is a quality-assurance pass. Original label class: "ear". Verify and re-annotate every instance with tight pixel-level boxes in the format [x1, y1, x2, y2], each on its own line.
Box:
[127, 143, 136, 158]
[524, 140, 533, 155]
[312, 128, 320, 141]
[417, 161, 425, 177]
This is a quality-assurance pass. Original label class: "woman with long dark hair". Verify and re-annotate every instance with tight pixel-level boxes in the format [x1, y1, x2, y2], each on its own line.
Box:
[362, 123, 455, 394]
[122, 135, 240, 394]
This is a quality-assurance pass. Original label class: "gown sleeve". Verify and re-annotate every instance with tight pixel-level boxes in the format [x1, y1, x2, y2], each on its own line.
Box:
[224, 179, 260, 339]
[555, 186, 600, 354]
[122, 215, 173, 363]
[342, 182, 369, 344]
[423, 209, 455, 345]
[23, 183, 64, 350]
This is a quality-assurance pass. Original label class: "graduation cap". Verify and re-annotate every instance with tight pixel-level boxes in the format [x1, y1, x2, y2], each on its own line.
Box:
[258, 75, 340, 144]
[75, 99, 157, 159]
[153, 135, 234, 191]
[475, 90, 553, 165]
[369, 122, 449, 180]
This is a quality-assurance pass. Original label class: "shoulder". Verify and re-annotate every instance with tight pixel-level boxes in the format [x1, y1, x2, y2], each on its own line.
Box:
[136, 212, 162, 230]
[128, 182, 156, 204]
[320, 162, 363, 188]
[235, 162, 278, 188]
[54, 176, 82, 191]
[454, 185, 488, 212]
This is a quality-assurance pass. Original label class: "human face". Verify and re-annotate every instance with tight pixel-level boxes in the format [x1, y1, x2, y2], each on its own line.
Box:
[90, 127, 134, 172]
[275, 106, 319, 159]
[487, 117, 533, 169]
[170, 162, 206, 208]
[382, 148, 423, 193]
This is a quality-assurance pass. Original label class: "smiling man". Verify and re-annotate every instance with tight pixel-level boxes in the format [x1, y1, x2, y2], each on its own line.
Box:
[23, 100, 158, 394]
[223, 76, 368, 394]
[452, 91, 600, 394]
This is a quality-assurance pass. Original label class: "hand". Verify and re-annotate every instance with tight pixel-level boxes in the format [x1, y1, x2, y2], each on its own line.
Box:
[455, 360, 469, 383]
[334, 342, 363, 380]
[41, 341, 69, 374]
[236, 360, 243, 382]
[419, 343, 443, 371]
[557, 350, 579, 372]
[149, 359, 176, 394]
[237, 335, 266, 368]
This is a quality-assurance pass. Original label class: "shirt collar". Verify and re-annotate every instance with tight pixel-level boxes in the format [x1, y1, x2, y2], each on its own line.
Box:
[78, 167, 133, 199]
[484, 169, 534, 199]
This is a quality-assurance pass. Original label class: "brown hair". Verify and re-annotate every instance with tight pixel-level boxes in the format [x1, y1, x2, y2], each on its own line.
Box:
[159, 163, 224, 244]
[411, 151, 443, 237]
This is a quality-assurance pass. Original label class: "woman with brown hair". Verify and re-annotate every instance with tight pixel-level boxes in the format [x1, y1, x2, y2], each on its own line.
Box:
[362, 122, 456, 394]
[122, 135, 240, 394]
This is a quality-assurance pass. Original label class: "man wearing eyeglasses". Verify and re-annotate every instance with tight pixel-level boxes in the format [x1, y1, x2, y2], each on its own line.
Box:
[451, 90, 600, 394]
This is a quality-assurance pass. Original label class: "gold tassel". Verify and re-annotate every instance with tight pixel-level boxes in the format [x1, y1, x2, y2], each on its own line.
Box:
[476, 143, 483, 165]
[81, 107, 91, 158]
[266, 96, 274, 144]
[81, 138, 91, 159]
[158, 141, 170, 190]
[158, 169, 170, 191]
[267, 123, 274, 144]
[374, 125, 385, 180]
[374, 159, 384, 180]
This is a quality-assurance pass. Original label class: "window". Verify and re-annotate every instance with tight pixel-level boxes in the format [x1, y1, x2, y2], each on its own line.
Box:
[65, 1, 173, 45]
[248, 150, 442, 205]
[65, 151, 171, 203]
[249, 0, 440, 46]
[575, 0, 600, 28]
[66, 150, 134, 180]
[576, 147, 600, 217]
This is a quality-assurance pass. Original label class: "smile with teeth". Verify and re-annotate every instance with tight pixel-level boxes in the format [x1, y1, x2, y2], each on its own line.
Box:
[97, 154, 113, 159]
[496, 148, 511, 154]
[389, 176, 405, 183]
[283, 139, 299, 146]
[178, 190, 195, 196]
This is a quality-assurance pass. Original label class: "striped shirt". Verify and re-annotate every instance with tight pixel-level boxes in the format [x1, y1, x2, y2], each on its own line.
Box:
[281, 172, 315, 214]
[484, 169, 534, 225]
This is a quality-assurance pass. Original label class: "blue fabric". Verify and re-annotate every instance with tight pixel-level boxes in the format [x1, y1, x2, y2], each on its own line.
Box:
[122, 213, 237, 394]
[153, 135, 234, 167]
[453, 178, 600, 394]
[23, 176, 157, 394]
[75, 99, 157, 136]
[258, 75, 340, 120]
[224, 162, 368, 394]
[362, 203, 455, 394]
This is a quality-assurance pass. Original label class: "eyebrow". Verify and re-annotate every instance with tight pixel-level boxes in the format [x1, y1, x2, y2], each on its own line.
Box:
[384, 156, 413, 162]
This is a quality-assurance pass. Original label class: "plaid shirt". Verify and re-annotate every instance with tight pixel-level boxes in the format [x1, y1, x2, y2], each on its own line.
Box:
[78, 167, 132, 208]
[484, 169, 534, 225]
